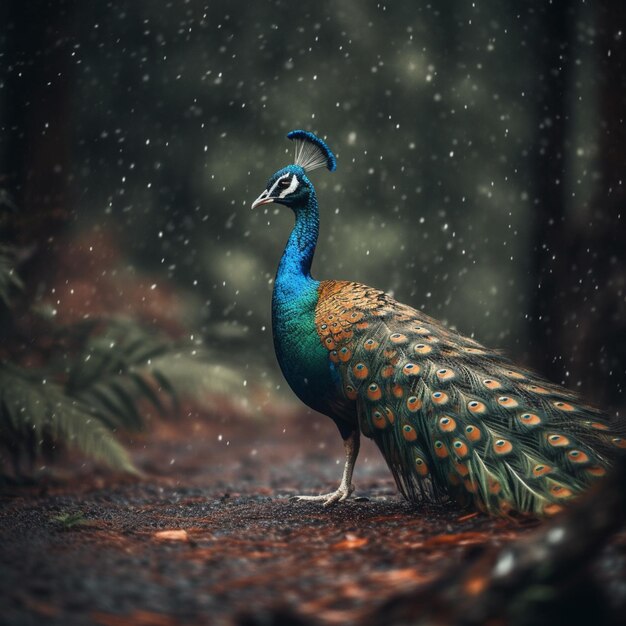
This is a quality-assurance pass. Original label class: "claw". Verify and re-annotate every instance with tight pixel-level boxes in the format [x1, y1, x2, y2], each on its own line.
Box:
[290, 483, 355, 507]
[290, 431, 360, 508]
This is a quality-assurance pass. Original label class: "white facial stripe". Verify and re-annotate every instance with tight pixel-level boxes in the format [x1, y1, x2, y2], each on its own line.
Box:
[267, 174, 288, 197]
[279, 174, 299, 198]
[267, 173, 299, 199]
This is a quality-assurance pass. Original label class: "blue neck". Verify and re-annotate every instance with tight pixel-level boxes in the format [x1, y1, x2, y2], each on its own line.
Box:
[274, 192, 320, 299]
[272, 189, 335, 413]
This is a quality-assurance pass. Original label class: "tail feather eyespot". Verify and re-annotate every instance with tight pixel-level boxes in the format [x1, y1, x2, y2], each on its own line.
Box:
[465, 425, 482, 441]
[345, 385, 357, 401]
[324, 337, 336, 350]
[402, 424, 417, 442]
[367, 383, 382, 401]
[504, 370, 526, 380]
[413, 343, 433, 355]
[493, 439, 513, 455]
[402, 363, 421, 376]
[439, 416, 457, 432]
[518, 412, 541, 426]
[452, 439, 469, 458]
[364, 339, 379, 351]
[468, 400, 486, 414]
[372, 410, 387, 429]
[525, 385, 550, 395]
[436, 368, 455, 381]
[546, 433, 570, 447]
[532, 464, 552, 477]
[482, 379, 502, 390]
[567, 449, 589, 464]
[432, 391, 449, 405]
[553, 401, 575, 412]
[319, 325, 331, 337]
[434, 440, 449, 458]
[415, 457, 429, 476]
[550, 484, 573, 499]
[611, 437, 626, 449]
[338, 346, 352, 362]
[497, 396, 518, 408]
[344, 310, 364, 322]
[407, 396, 422, 412]
[353, 363, 369, 379]
[390, 333, 408, 344]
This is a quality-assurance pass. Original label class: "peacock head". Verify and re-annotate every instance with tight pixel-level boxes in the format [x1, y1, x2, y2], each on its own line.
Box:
[251, 130, 336, 211]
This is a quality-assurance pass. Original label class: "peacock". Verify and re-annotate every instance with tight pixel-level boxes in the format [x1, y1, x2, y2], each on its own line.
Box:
[251, 130, 624, 516]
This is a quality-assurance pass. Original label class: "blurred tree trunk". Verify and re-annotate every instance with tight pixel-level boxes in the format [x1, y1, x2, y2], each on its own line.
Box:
[579, 3, 626, 408]
[0, 0, 76, 269]
[530, 1, 626, 410]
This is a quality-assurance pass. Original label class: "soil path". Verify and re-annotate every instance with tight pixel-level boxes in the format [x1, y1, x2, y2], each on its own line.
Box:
[0, 413, 622, 626]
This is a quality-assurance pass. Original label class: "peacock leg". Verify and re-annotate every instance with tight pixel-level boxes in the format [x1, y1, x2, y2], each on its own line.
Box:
[290, 428, 360, 507]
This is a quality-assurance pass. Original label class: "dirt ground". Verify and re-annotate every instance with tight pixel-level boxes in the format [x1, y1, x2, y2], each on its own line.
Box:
[1, 410, 625, 626]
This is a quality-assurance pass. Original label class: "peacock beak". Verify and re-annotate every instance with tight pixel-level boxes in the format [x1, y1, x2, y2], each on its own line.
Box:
[251, 190, 275, 209]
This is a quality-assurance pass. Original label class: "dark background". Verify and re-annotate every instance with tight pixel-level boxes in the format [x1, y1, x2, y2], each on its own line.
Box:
[1, 0, 625, 413]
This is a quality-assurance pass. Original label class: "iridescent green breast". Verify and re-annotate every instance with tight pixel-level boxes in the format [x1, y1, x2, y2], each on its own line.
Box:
[271, 277, 341, 419]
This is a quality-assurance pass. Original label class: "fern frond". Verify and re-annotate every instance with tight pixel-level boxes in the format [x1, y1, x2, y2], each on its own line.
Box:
[0, 363, 137, 475]
[63, 317, 183, 429]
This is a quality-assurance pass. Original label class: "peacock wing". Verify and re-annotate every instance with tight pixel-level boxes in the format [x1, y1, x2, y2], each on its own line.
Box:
[314, 280, 623, 516]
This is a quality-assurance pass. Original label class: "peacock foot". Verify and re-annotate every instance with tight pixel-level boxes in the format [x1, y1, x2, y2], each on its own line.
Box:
[289, 483, 355, 507]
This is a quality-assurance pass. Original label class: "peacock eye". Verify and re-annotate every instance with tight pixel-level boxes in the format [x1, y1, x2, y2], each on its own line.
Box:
[278, 178, 291, 188]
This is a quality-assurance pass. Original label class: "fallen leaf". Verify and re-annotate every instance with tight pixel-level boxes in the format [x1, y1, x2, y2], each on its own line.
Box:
[153, 530, 189, 542]
[332, 533, 368, 550]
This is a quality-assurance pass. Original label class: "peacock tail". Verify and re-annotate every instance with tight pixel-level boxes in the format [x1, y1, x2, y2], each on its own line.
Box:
[314, 280, 624, 516]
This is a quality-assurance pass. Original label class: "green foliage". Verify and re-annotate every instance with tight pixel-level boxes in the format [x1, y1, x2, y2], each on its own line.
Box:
[0, 252, 207, 478]
[65, 317, 183, 431]
[50, 510, 91, 530]
[0, 362, 137, 474]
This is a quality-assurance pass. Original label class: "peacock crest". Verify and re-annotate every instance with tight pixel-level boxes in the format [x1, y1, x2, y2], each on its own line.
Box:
[288, 130, 337, 172]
